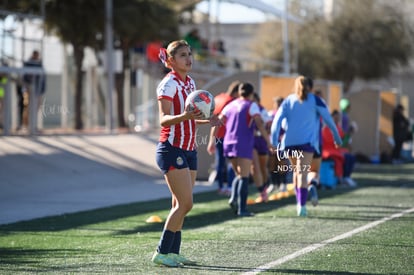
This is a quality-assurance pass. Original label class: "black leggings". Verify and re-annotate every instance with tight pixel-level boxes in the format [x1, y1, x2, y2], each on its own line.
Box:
[392, 139, 404, 159]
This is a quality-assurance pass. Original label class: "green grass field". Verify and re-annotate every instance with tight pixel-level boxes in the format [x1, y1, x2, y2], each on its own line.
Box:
[1, 163, 413, 275]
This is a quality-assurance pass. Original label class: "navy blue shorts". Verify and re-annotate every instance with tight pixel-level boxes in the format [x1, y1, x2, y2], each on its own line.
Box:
[254, 136, 269, 155]
[285, 143, 315, 157]
[313, 144, 322, 159]
[156, 141, 197, 174]
[313, 151, 321, 158]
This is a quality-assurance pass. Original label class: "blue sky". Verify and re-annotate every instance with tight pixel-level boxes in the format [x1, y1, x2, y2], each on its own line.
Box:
[195, 0, 285, 23]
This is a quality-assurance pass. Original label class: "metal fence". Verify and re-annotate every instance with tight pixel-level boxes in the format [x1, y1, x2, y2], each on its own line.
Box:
[0, 65, 163, 135]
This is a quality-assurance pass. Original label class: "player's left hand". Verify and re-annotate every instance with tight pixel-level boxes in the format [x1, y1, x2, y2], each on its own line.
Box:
[267, 141, 275, 153]
[186, 108, 205, 120]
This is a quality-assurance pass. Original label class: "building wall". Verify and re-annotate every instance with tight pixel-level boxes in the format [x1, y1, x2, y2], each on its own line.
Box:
[379, 91, 398, 156]
[347, 89, 381, 159]
[349, 71, 414, 119]
[180, 22, 271, 72]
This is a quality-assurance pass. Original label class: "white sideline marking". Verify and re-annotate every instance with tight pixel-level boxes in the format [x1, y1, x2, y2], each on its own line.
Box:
[243, 207, 414, 275]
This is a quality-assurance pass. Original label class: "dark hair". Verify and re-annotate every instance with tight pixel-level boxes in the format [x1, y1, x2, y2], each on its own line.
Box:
[273, 96, 284, 108]
[239, 82, 254, 98]
[314, 89, 322, 97]
[331, 109, 340, 116]
[307, 77, 313, 90]
[253, 92, 260, 102]
[226, 80, 241, 97]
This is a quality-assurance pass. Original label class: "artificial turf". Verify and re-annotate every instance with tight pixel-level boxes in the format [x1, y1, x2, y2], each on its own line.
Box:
[0, 163, 413, 275]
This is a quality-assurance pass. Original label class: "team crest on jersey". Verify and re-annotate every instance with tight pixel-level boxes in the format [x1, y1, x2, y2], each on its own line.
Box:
[176, 156, 184, 166]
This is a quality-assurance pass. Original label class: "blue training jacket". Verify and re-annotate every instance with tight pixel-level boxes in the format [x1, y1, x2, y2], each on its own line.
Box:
[270, 93, 342, 153]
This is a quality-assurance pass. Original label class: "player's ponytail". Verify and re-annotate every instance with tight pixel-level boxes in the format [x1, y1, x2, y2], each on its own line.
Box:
[239, 82, 254, 98]
[293, 75, 310, 102]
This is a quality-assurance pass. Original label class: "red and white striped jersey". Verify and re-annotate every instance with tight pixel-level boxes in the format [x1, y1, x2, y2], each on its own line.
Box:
[157, 71, 197, 151]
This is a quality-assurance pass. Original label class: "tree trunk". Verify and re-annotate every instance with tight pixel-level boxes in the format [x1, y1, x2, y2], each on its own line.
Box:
[115, 72, 126, 127]
[342, 77, 354, 94]
[74, 46, 84, 130]
[114, 42, 131, 129]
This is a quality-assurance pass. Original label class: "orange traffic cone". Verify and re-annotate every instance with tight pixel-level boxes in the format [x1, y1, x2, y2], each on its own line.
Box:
[247, 198, 256, 205]
[146, 215, 163, 223]
[268, 193, 280, 201]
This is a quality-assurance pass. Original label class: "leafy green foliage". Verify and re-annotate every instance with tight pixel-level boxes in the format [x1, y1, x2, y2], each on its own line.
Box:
[297, 0, 414, 91]
[113, 0, 178, 44]
[252, 1, 414, 92]
[44, 0, 103, 49]
[0, 0, 41, 19]
[0, 0, 180, 129]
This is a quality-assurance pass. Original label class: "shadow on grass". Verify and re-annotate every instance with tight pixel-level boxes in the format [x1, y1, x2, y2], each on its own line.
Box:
[353, 163, 414, 188]
[1, 163, 413, 234]
[0, 247, 88, 266]
[0, 191, 223, 233]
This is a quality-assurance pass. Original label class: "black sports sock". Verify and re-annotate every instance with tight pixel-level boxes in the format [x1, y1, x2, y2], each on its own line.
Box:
[157, 229, 175, 254]
[229, 176, 240, 203]
[170, 231, 181, 254]
[238, 177, 249, 213]
[257, 185, 265, 192]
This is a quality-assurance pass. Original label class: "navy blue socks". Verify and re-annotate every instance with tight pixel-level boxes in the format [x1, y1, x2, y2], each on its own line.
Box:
[238, 177, 249, 213]
[157, 229, 175, 254]
[157, 230, 182, 254]
[170, 231, 181, 254]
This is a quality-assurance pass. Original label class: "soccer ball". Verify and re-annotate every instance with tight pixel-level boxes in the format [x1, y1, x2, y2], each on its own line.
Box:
[185, 90, 215, 120]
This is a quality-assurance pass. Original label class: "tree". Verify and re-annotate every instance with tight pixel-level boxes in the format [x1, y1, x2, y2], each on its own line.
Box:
[297, 0, 414, 92]
[45, 0, 104, 129]
[250, 21, 284, 72]
[0, 0, 179, 129]
[112, 0, 178, 128]
[251, 0, 414, 93]
[46, 0, 179, 129]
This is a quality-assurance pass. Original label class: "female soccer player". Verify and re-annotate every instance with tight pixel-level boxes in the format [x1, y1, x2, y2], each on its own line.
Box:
[152, 40, 214, 267]
[270, 76, 342, 217]
[251, 93, 272, 203]
[211, 83, 272, 217]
